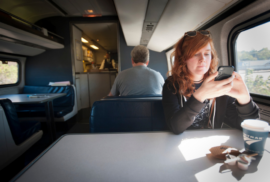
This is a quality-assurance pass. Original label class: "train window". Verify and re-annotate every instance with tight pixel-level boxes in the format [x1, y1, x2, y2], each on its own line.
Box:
[0, 60, 19, 86]
[167, 55, 174, 76]
[166, 49, 175, 76]
[234, 21, 270, 97]
[171, 56, 175, 67]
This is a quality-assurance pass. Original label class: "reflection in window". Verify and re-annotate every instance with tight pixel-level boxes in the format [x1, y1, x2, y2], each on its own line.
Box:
[0, 60, 19, 85]
[236, 21, 270, 96]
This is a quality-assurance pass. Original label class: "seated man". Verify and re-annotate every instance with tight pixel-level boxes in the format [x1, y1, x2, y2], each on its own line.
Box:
[108, 45, 164, 96]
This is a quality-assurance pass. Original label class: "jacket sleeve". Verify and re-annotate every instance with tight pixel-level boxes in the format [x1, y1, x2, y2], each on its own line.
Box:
[224, 96, 260, 129]
[162, 80, 206, 134]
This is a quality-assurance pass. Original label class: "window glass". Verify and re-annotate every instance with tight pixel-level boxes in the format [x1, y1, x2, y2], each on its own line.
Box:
[0, 60, 19, 85]
[235, 21, 270, 97]
[171, 56, 175, 67]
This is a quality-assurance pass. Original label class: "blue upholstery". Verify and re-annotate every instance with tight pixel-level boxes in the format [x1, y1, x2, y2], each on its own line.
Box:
[102, 94, 162, 100]
[90, 98, 168, 132]
[17, 85, 74, 118]
[0, 99, 41, 145]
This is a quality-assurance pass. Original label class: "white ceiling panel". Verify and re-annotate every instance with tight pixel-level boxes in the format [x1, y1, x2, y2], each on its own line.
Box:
[114, 0, 148, 46]
[216, 0, 234, 3]
[147, 0, 238, 52]
[140, 0, 168, 46]
[145, 0, 168, 22]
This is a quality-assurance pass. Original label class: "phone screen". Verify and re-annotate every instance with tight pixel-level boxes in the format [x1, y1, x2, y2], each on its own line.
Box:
[214, 66, 234, 81]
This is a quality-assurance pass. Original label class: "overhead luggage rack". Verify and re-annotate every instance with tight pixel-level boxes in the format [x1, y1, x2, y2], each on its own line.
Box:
[0, 8, 64, 51]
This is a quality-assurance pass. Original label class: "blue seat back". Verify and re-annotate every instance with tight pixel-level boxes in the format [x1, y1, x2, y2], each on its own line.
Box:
[0, 99, 22, 145]
[90, 98, 168, 132]
[102, 94, 162, 100]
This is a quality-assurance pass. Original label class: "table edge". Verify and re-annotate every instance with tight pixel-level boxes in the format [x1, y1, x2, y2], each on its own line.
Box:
[0, 93, 67, 104]
[10, 134, 67, 182]
[10, 128, 239, 181]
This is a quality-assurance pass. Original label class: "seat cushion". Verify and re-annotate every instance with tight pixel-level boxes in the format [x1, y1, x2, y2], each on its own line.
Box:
[54, 106, 73, 117]
[20, 120, 41, 143]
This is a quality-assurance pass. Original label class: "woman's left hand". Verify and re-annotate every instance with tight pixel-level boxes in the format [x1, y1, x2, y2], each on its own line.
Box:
[226, 72, 251, 105]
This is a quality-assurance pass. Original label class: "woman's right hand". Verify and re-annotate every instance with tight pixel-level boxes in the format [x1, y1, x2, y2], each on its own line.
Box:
[193, 72, 235, 103]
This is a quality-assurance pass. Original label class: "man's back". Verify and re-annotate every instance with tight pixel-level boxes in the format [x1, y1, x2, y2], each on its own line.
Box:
[110, 65, 164, 96]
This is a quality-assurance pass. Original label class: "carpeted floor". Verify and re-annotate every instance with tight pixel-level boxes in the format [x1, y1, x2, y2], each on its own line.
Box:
[67, 123, 90, 133]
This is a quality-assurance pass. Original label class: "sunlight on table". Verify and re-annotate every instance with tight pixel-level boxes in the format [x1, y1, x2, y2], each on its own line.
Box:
[178, 135, 230, 161]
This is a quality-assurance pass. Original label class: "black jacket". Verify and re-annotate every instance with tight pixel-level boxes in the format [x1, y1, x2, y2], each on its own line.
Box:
[162, 79, 260, 134]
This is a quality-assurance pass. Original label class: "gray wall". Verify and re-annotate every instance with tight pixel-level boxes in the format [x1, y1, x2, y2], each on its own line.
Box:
[25, 17, 73, 86]
[119, 26, 168, 79]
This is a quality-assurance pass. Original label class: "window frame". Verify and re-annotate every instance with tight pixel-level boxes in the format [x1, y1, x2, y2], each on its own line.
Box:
[0, 57, 21, 88]
[166, 48, 175, 76]
[228, 10, 270, 106]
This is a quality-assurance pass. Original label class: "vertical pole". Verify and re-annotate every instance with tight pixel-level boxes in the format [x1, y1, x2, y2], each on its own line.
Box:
[45, 102, 54, 142]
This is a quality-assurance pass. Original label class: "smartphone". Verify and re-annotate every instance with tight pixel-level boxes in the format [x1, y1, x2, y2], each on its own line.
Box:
[214, 66, 234, 81]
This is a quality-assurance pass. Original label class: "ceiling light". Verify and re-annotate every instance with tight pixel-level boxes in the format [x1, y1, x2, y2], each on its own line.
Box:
[83, 14, 102, 17]
[87, 10, 93, 13]
[81, 38, 88, 43]
[97, 39, 99, 42]
[90, 45, 99, 50]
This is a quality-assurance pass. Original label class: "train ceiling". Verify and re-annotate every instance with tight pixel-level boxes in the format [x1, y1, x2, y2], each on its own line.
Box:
[0, 0, 240, 52]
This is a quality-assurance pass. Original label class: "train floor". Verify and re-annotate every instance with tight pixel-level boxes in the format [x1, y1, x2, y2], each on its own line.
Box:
[0, 107, 91, 182]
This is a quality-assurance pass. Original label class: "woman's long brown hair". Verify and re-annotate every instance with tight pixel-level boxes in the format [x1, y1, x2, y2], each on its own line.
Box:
[169, 32, 219, 97]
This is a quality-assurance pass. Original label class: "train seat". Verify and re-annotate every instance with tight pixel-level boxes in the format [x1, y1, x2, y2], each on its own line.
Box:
[16, 85, 78, 122]
[101, 94, 162, 100]
[90, 96, 168, 133]
[0, 99, 43, 171]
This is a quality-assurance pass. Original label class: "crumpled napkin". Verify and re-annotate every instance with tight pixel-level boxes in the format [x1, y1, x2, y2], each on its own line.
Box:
[209, 145, 257, 170]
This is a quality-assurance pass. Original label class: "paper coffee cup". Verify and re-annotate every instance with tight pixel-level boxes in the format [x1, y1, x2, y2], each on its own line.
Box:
[241, 119, 269, 156]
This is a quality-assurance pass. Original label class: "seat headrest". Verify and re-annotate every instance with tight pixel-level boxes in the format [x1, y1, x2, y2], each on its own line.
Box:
[0, 98, 22, 145]
[102, 95, 162, 100]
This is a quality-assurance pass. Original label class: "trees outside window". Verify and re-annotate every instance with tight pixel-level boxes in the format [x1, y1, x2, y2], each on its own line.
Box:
[236, 21, 270, 97]
[0, 61, 19, 85]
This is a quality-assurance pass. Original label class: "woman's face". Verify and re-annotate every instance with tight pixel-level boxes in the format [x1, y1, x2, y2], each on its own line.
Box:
[186, 43, 212, 80]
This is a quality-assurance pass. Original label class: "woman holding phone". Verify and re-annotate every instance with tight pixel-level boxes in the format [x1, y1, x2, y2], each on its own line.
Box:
[162, 30, 259, 134]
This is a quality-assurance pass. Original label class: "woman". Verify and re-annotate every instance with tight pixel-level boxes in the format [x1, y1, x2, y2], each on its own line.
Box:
[162, 30, 259, 134]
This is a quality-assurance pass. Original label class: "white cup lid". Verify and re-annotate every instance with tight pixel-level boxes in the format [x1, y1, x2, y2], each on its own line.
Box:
[241, 119, 270, 132]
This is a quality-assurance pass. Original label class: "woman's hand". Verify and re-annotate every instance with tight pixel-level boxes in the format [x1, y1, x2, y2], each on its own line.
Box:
[193, 72, 235, 102]
[226, 72, 250, 105]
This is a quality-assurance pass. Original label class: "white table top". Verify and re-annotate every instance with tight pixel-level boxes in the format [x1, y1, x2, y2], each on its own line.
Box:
[0, 93, 66, 104]
[12, 129, 270, 182]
